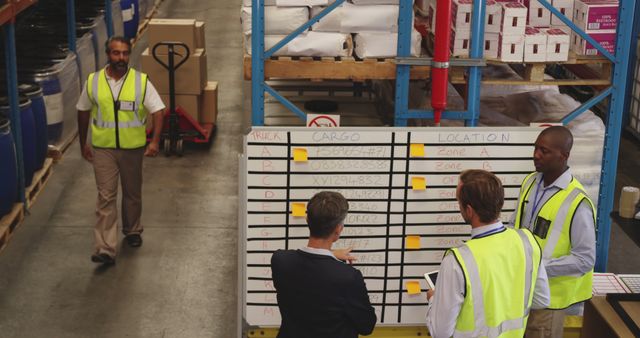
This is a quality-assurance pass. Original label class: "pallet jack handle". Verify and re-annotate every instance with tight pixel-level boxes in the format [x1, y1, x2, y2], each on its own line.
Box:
[151, 42, 190, 156]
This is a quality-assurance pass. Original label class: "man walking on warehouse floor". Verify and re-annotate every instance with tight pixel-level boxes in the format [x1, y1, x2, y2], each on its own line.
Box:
[76, 36, 165, 265]
[510, 126, 596, 338]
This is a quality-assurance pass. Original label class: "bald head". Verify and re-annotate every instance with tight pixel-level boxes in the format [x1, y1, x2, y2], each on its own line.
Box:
[538, 126, 573, 154]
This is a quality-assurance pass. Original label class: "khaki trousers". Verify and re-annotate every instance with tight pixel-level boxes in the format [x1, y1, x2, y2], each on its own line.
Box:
[93, 147, 144, 257]
[525, 308, 566, 338]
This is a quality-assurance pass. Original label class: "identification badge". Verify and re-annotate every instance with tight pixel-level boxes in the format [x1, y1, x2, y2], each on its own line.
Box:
[533, 216, 552, 239]
[119, 100, 135, 111]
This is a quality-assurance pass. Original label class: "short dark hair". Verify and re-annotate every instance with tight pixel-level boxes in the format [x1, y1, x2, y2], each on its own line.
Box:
[105, 36, 132, 54]
[458, 170, 504, 223]
[307, 191, 349, 239]
[538, 125, 573, 153]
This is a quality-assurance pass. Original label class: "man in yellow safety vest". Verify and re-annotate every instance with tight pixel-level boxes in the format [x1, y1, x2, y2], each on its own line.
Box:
[510, 126, 596, 337]
[426, 169, 550, 338]
[76, 36, 165, 265]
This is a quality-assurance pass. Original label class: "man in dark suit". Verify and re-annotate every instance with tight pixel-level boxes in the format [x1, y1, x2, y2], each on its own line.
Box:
[271, 191, 377, 338]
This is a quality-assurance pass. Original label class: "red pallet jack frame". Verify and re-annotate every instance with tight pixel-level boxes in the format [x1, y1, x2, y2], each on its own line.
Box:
[148, 41, 214, 156]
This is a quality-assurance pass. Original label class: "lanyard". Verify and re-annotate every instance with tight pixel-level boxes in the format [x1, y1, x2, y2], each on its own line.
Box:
[528, 177, 546, 226]
[472, 226, 506, 239]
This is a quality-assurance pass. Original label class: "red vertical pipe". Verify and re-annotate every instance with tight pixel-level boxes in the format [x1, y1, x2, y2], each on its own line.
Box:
[431, 0, 453, 125]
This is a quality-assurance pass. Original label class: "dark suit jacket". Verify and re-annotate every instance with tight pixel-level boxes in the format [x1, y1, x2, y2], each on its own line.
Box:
[271, 249, 377, 338]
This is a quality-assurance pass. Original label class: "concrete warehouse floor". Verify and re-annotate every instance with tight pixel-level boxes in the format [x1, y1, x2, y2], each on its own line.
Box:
[0, 0, 639, 337]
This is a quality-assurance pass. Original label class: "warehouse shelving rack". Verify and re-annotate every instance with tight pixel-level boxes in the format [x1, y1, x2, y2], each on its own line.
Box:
[249, 0, 639, 271]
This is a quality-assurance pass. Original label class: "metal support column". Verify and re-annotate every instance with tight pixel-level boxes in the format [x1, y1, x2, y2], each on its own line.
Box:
[3, 22, 25, 203]
[251, 0, 265, 126]
[393, 0, 413, 127]
[594, 0, 637, 272]
[105, 0, 114, 37]
[465, 0, 485, 126]
[66, 0, 76, 52]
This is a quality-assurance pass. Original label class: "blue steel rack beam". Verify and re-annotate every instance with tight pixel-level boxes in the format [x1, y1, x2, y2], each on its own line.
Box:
[105, 0, 114, 37]
[66, 0, 76, 52]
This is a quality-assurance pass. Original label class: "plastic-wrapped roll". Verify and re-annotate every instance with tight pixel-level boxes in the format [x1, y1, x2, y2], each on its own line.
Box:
[311, 3, 401, 33]
[245, 32, 352, 57]
[241, 6, 310, 35]
[354, 29, 421, 58]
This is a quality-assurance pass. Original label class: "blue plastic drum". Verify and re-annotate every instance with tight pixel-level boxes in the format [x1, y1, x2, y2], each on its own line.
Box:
[0, 96, 37, 187]
[0, 117, 18, 217]
[120, 0, 140, 40]
[18, 83, 48, 171]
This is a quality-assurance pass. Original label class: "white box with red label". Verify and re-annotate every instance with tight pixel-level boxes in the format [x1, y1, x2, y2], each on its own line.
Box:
[571, 30, 616, 56]
[485, 0, 504, 33]
[524, 26, 547, 62]
[573, 0, 618, 32]
[484, 32, 500, 59]
[551, 0, 574, 26]
[543, 27, 570, 61]
[451, 28, 471, 57]
[523, 0, 551, 26]
[500, 2, 527, 36]
[499, 33, 525, 61]
[452, 0, 473, 32]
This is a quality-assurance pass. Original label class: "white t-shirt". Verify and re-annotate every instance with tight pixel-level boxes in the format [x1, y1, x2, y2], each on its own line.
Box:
[76, 67, 165, 114]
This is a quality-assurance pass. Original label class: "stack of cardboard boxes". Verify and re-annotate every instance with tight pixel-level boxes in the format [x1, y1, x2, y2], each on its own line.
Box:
[141, 19, 218, 126]
[571, 0, 618, 56]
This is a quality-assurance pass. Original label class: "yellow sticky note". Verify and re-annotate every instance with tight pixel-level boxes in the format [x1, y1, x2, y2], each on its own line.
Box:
[293, 148, 308, 162]
[412, 177, 426, 190]
[410, 143, 425, 157]
[291, 203, 306, 217]
[406, 235, 421, 249]
[406, 281, 421, 295]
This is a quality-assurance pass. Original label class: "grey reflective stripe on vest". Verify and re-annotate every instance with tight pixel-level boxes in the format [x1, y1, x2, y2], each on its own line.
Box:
[542, 188, 585, 260]
[516, 229, 534, 318]
[92, 73, 102, 124]
[92, 70, 145, 128]
[454, 241, 528, 338]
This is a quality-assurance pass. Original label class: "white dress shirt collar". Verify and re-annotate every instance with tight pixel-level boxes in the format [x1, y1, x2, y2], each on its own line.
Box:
[300, 246, 339, 261]
[534, 168, 572, 190]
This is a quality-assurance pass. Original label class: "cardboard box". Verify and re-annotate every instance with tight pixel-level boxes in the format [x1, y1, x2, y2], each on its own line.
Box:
[450, 29, 471, 57]
[543, 28, 570, 61]
[160, 94, 200, 122]
[523, 0, 551, 26]
[148, 19, 197, 54]
[452, 0, 473, 32]
[485, 1, 503, 33]
[500, 2, 527, 36]
[195, 21, 206, 49]
[200, 81, 218, 124]
[524, 26, 547, 62]
[571, 30, 616, 56]
[484, 32, 500, 59]
[142, 48, 207, 95]
[551, 0, 575, 26]
[498, 33, 525, 61]
[573, 0, 618, 32]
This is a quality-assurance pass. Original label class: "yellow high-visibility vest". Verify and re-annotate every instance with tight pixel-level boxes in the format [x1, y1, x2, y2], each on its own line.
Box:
[450, 227, 541, 338]
[87, 68, 148, 149]
[514, 172, 595, 309]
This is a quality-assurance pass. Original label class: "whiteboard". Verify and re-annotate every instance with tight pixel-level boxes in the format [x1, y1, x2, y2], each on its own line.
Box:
[241, 127, 542, 326]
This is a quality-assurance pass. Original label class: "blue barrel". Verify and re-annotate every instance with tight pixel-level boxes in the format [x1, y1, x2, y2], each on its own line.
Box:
[120, 0, 140, 40]
[0, 117, 18, 217]
[18, 84, 48, 171]
[0, 96, 37, 187]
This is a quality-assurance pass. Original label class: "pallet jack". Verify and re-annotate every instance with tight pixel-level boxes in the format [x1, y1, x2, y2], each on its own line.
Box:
[149, 41, 214, 156]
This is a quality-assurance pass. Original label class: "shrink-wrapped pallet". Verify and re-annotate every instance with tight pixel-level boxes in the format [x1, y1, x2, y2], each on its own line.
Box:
[245, 32, 353, 57]
[241, 6, 310, 35]
[311, 3, 400, 33]
[354, 29, 421, 58]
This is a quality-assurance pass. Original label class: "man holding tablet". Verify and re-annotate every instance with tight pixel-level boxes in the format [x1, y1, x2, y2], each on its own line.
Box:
[425, 170, 550, 338]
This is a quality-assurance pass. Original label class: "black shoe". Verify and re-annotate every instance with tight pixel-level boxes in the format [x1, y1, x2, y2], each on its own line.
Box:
[126, 234, 143, 247]
[91, 253, 115, 265]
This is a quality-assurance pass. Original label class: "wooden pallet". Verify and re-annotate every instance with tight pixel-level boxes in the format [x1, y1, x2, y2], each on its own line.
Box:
[244, 55, 431, 81]
[47, 132, 77, 163]
[25, 158, 53, 210]
[0, 203, 25, 254]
